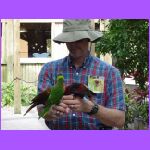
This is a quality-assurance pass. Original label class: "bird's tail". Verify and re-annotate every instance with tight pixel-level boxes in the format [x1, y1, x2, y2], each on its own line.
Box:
[24, 103, 37, 116]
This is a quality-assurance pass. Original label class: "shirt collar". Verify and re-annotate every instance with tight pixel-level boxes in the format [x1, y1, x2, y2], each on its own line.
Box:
[67, 53, 92, 69]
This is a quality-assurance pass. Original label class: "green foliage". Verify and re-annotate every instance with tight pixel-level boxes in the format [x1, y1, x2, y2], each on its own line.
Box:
[2, 82, 14, 106]
[124, 94, 134, 129]
[21, 85, 37, 106]
[124, 91, 149, 129]
[96, 19, 149, 90]
[2, 82, 37, 107]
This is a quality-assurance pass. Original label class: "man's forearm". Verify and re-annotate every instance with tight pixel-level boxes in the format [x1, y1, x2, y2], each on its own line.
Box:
[94, 105, 125, 128]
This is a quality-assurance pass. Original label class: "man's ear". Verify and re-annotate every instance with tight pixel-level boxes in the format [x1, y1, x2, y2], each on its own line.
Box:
[88, 42, 92, 52]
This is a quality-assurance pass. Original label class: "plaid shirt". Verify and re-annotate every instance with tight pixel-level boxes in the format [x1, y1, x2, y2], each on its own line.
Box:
[38, 55, 125, 130]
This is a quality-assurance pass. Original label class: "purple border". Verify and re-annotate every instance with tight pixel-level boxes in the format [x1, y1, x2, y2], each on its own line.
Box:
[0, 0, 149, 18]
[0, 19, 1, 130]
[0, 130, 150, 149]
[0, 0, 150, 150]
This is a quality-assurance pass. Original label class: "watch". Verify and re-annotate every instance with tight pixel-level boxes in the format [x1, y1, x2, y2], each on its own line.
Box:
[87, 104, 99, 115]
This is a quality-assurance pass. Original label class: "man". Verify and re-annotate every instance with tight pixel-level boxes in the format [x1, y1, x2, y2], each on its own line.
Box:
[37, 19, 125, 130]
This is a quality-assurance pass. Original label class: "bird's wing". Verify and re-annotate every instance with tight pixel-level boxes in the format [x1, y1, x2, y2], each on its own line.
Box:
[24, 88, 51, 115]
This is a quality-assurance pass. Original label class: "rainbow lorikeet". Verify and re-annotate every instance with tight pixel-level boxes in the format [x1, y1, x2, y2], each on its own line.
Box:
[24, 77, 95, 118]
[64, 83, 95, 99]
[24, 75, 64, 118]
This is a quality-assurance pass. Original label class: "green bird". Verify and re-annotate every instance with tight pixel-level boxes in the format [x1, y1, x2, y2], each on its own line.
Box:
[24, 75, 64, 119]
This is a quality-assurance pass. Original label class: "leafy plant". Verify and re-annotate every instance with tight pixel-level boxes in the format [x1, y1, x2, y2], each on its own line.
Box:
[1, 82, 14, 106]
[1, 82, 37, 107]
[124, 88, 149, 129]
[21, 85, 37, 106]
[96, 19, 149, 90]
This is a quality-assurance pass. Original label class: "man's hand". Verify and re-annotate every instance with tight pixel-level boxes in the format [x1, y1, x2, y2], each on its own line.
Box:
[37, 102, 70, 121]
[62, 95, 94, 113]
[62, 95, 125, 128]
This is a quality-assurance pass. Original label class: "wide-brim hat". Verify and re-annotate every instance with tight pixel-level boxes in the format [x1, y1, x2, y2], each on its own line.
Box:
[53, 19, 103, 43]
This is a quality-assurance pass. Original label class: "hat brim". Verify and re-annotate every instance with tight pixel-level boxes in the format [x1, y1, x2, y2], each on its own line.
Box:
[53, 31, 103, 43]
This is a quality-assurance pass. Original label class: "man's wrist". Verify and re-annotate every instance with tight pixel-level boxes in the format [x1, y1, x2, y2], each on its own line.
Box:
[83, 99, 94, 112]
[87, 103, 99, 115]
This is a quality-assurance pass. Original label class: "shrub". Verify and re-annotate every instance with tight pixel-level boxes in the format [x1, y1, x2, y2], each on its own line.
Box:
[96, 19, 149, 90]
[1, 82, 37, 107]
[124, 88, 149, 129]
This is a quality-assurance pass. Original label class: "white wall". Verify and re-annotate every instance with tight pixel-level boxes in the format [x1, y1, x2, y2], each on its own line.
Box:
[51, 22, 69, 60]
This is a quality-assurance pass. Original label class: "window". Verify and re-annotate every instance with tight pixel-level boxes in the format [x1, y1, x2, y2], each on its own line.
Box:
[20, 23, 51, 58]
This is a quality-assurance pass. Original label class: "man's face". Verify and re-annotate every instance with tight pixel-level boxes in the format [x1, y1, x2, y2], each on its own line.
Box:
[66, 39, 89, 58]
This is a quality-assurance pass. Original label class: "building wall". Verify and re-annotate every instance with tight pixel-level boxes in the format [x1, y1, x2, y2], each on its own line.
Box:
[1, 19, 112, 85]
[1, 19, 68, 85]
[51, 22, 69, 60]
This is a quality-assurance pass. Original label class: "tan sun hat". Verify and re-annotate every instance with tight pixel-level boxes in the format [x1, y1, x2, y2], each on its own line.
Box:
[53, 19, 103, 43]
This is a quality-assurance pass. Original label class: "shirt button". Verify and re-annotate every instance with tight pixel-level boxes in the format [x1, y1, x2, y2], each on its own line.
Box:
[72, 113, 76, 117]
[76, 72, 79, 76]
